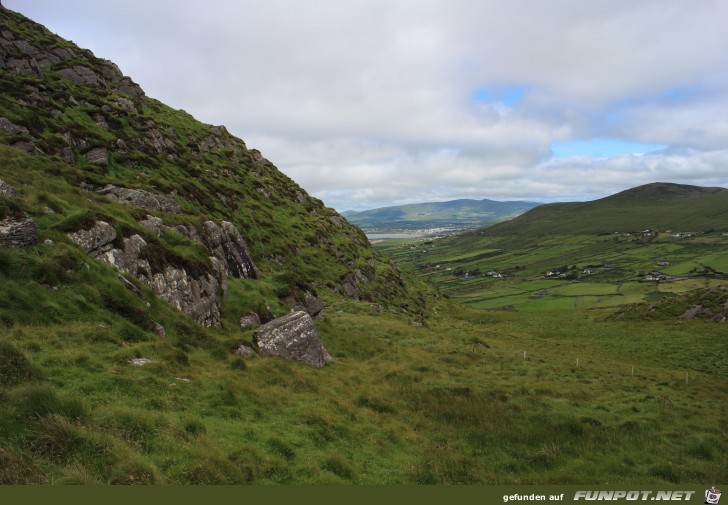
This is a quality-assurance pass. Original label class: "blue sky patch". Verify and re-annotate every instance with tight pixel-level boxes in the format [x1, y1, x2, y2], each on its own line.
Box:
[551, 138, 668, 159]
[471, 84, 529, 107]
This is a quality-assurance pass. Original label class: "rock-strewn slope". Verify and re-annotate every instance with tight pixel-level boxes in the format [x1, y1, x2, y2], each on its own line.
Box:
[0, 5, 432, 325]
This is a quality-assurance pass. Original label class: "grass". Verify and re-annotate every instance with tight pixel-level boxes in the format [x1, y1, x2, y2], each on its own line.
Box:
[3, 288, 726, 484]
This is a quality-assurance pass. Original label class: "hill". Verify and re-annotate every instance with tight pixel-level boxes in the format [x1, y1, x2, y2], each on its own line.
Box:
[342, 198, 538, 233]
[485, 182, 728, 236]
[0, 6, 430, 319]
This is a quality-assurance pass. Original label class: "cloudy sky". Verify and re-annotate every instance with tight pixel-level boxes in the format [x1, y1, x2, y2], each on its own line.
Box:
[7, 0, 728, 211]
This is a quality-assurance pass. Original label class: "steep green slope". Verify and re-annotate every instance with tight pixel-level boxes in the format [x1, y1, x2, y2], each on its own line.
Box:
[486, 183, 728, 236]
[0, 6, 430, 316]
[343, 198, 538, 231]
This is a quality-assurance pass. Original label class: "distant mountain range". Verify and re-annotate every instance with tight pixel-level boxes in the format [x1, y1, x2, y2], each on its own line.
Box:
[342, 198, 539, 232]
[484, 182, 728, 236]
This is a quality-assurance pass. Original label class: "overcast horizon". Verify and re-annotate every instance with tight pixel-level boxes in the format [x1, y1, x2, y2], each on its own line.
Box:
[7, 0, 728, 211]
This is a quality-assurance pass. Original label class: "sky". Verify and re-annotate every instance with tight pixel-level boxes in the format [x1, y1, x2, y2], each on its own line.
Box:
[6, 0, 728, 211]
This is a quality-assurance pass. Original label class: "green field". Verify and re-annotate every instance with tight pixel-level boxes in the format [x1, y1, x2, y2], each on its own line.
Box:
[375, 232, 728, 312]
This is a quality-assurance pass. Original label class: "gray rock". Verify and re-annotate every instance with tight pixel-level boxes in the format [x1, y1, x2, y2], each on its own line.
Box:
[12, 141, 34, 153]
[682, 305, 709, 320]
[84, 146, 108, 166]
[0, 214, 37, 248]
[97, 184, 181, 214]
[100, 234, 223, 326]
[235, 344, 256, 356]
[284, 289, 324, 318]
[138, 215, 165, 237]
[0, 179, 20, 198]
[67, 221, 117, 256]
[253, 311, 330, 368]
[152, 321, 166, 337]
[200, 220, 257, 279]
[338, 278, 361, 301]
[0, 117, 29, 135]
[57, 65, 103, 87]
[239, 312, 261, 328]
[129, 358, 152, 366]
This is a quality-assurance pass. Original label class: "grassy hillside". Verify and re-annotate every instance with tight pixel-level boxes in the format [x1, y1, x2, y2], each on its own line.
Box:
[342, 198, 537, 233]
[486, 182, 728, 236]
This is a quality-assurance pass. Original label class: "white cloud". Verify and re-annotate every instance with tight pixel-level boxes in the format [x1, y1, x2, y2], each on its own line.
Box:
[6, 0, 728, 210]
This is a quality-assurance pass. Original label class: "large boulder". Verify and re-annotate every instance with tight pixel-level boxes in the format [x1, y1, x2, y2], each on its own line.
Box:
[253, 311, 331, 368]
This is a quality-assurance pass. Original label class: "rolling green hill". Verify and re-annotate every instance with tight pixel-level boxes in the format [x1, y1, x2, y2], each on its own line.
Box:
[342, 198, 538, 232]
[485, 182, 728, 236]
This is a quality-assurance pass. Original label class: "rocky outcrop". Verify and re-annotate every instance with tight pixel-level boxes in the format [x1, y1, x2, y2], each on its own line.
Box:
[67, 220, 117, 256]
[0, 17, 144, 99]
[137, 216, 257, 281]
[68, 221, 224, 326]
[90, 184, 182, 214]
[0, 117, 28, 136]
[283, 288, 324, 318]
[239, 312, 261, 328]
[253, 311, 331, 368]
[682, 305, 710, 320]
[0, 213, 37, 248]
[235, 344, 256, 356]
[200, 221, 257, 279]
[84, 147, 109, 166]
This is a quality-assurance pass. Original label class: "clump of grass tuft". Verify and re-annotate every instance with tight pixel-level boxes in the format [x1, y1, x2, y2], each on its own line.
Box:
[0, 340, 40, 386]
[13, 384, 89, 422]
[0, 447, 43, 484]
[321, 454, 355, 480]
[266, 437, 296, 462]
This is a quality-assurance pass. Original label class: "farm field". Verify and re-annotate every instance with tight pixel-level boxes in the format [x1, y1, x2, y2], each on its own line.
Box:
[375, 232, 728, 311]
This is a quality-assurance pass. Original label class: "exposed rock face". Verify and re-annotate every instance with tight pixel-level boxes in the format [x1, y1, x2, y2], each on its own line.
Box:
[284, 289, 324, 318]
[84, 146, 109, 166]
[0, 214, 37, 247]
[96, 184, 181, 214]
[0, 17, 145, 99]
[0, 117, 28, 135]
[102, 234, 223, 327]
[67, 220, 116, 256]
[200, 220, 257, 279]
[239, 312, 261, 328]
[682, 305, 709, 320]
[235, 344, 256, 356]
[68, 221, 224, 326]
[253, 311, 331, 368]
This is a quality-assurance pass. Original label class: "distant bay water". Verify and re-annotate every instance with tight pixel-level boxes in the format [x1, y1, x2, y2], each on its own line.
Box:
[366, 232, 425, 240]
